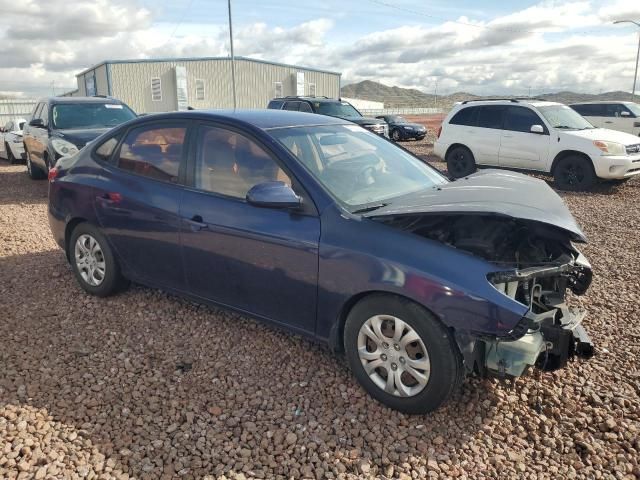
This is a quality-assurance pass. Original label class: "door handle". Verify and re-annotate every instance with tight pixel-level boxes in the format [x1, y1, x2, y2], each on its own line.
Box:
[502, 134, 513, 138]
[96, 192, 129, 214]
[187, 215, 208, 232]
[604, 121, 613, 124]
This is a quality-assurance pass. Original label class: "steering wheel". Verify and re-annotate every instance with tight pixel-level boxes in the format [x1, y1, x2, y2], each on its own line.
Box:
[353, 163, 380, 188]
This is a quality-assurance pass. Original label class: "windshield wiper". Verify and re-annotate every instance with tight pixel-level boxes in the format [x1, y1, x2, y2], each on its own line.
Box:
[352, 203, 388, 214]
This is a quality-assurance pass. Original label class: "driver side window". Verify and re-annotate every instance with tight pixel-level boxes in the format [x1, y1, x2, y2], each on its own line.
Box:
[194, 126, 290, 199]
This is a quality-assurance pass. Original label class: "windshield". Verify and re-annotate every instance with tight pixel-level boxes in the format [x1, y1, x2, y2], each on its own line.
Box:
[52, 103, 136, 130]
[389, 115, 407, 123]
[315, 102, 362, 118]
[270, 124, 447, 209]
[538, 105, 594, 130]
[626, 103, 640, 116]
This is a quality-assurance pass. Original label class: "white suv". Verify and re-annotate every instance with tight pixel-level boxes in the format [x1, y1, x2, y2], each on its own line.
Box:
[570, 101, 640, 137]
[434, 99, 640, 190]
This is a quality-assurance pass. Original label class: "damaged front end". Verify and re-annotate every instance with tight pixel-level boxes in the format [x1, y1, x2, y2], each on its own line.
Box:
[376, 213, 595, 378]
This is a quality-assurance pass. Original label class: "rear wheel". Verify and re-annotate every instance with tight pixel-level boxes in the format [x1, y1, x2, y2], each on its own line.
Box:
[553, 155, 596, 191]
[446, 146, 476, 178]
[26, 150, 46, 179]
[344, 294, 462, 414]
[69, 223, 128, 297]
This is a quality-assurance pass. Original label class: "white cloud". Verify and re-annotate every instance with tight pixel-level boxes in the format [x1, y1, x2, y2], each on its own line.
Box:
[0, 0, 638, 98]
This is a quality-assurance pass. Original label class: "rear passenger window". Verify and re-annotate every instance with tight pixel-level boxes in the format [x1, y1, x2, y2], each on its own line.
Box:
[116, 125, 186, 183]
[504, 107, 545, 133]
[298, 102, 313, 113]
[449, 106, 479, 126]
[95, 137, 120, 163]
[283, 102, 300, 111]
[476, 106, 505, 129]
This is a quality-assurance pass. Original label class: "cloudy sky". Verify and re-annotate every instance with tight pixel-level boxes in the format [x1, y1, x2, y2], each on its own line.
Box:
[1, 0, 639, 98]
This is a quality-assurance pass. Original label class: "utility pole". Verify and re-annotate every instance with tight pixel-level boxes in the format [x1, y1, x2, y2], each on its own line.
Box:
[433, 79, 438, 110]
[614, 20, 640, 101]
[228, 0, 237, 109]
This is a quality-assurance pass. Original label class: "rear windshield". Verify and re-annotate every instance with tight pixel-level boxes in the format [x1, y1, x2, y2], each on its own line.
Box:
[52, 103, 136, 130]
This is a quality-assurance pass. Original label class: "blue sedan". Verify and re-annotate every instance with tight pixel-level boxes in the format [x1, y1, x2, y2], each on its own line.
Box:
[48, 110, 594, 413]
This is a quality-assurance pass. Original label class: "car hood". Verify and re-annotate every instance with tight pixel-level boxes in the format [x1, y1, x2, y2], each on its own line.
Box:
[341, 116, 386, 126]
[562, 127, 640, 145]
[52, 128, 111, 148]
[397, 122, 426, 130]
[364, 169, 587, 242]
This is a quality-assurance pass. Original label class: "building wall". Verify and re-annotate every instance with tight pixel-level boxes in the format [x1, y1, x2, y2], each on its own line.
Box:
[342, 97, 384, 110]
[75, 64, 109, 97]
[105, 58, 340, 114]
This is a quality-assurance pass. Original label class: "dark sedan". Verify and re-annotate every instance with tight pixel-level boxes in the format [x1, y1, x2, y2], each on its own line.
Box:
[48, 110, 594, 413]
[377, 115, 427, 141]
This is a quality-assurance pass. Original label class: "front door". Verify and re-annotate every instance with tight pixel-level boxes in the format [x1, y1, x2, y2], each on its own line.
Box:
[499, 106, 550, 170]
[93, 121, 189, 291]
[180, 123, 320, 333]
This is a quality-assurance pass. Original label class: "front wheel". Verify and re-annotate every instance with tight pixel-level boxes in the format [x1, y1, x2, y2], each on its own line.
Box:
[446, 146, 476, 178]
[391, 129, 401, 141]
[344, 294, 462, 414]
[6, 145, 16, 164]
[553, 155, 596, 191]
[26, 150, 46, 179]
[69, 223, 128, 297]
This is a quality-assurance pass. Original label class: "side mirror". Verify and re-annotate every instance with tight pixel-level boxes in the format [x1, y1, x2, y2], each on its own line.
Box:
[29, 118, 45, 128]
[620, 111, 631, 117]
[530, 124, 545, 134]
[246, 181, 301, 209]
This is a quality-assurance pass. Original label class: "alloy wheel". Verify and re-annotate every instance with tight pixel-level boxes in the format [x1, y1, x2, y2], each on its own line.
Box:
[74, 234, 106, 286]
[357, 314, 431, 397]
[392, 130, 400, 141]
[561, 162, 585, 186]
[449, 152, 469, 176]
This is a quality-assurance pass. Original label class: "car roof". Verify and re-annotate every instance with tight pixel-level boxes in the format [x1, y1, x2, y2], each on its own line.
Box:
[134, 109, 351, 129]
[455, 99, 561, 108]
[38, 96, 125, 105]
[569, 101, 633, 105]
[272, 96, 344, 104]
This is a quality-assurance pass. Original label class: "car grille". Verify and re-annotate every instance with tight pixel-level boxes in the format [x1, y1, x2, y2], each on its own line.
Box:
[626, 144, 640, 155]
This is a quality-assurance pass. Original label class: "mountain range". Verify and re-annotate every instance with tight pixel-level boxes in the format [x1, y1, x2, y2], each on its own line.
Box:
[340, 80, 633, 110]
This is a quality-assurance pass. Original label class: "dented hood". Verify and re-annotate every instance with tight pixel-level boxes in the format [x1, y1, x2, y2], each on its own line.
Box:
[365, 169, 587, 242]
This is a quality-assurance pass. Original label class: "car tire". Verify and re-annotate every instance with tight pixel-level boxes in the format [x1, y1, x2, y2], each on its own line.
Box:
[446, 146, 476, 178]
[553, 155, 596, 191]
[343, 294, 462, 414]
[391, 129, 401, 142]
[69, 223, 129, 297]
[6, 144, 17, 164]
[26, 150, 46, 180]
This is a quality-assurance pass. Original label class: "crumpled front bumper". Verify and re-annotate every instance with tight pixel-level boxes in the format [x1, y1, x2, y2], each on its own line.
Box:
[484, 304, 594, 377]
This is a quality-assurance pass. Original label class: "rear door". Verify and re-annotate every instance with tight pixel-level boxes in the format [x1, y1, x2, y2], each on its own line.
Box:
[93, 120, 190, 291]
[473, 105, 506, 165]
[0, 121, 10, 157]
[605, 103, 635, 134]
[179, 122, 320, 333]
[24, 103, 43, 161]
[499, 106, 550, 170]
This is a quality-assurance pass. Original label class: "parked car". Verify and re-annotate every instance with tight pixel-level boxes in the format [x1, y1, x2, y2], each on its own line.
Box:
[570, 101, 640, 136]
[48, 110, 594, 413]
[0, 118, 27, 164]
[23, 96, 136, 179]
[434, 99, 640, 190]
[376, 115, 427, 141]
[267, 96, 388, 137]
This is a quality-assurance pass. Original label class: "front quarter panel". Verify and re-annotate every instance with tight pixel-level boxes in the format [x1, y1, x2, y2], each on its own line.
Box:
[316, 206, 528, 346]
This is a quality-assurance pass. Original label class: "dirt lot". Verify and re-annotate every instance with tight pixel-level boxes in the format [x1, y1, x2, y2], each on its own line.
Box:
[1, 143, 639, 479]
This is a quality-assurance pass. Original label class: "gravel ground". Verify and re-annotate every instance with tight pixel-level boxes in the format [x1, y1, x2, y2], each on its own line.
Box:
[1, 148, 639, 480]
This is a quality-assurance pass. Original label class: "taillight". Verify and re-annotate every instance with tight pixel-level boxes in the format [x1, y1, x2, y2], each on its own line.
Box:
[48, 167, 58, 182]
[437, 126, 442, 138]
